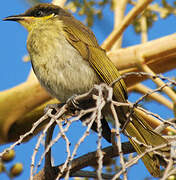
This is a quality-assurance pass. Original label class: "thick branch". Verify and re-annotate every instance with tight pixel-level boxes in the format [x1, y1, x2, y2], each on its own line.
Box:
[102, 0, 154, 51]
[108, 33, 176, 87]
[111, 0, 128, 49]
[33, 142, 135, 180]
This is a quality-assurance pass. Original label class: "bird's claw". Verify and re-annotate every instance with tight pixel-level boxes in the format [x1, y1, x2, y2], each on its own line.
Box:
[66, 94, 82, 112]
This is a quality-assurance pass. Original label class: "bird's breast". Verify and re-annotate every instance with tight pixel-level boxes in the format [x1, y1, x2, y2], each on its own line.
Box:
[27, 28, 100, 102]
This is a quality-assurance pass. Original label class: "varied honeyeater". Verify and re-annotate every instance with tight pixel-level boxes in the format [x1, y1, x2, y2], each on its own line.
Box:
[3, 3, 168, 177]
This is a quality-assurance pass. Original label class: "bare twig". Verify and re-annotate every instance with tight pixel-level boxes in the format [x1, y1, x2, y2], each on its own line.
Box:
[95, 86, 105, 180]
[30, 105, 67, 179]
[0, 110, 52, 158]
[30, 118, 56, 179]
[136, 58, 176, 103]
[56, 111, 97, 179]
[113, 142, 169, 179]
[111, 104, 127, 180]
[155, 118, 176, 134]
[161, 158, 174, 180]
[131, 83, 173, 109]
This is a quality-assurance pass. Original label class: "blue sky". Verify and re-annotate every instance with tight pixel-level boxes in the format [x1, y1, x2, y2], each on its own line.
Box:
[0, 0, 175, 179]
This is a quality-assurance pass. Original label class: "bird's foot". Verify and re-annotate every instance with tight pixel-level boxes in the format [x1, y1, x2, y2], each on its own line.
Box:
[44, 103, 65, 114]
[66, 94, 82, 113]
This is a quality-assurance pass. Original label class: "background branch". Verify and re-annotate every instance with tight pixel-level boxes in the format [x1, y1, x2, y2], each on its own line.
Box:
[33, 142, 135, 180]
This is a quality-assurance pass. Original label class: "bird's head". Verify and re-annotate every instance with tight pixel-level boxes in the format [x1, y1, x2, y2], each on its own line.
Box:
[3, 3, 70, 32]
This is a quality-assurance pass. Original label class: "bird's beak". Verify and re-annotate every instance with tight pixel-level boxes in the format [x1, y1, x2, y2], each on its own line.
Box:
[3, 14, 25, 21]
[3, 14, 34, 22]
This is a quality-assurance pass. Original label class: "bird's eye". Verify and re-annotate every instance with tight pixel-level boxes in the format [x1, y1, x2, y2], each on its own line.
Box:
[35, 10, 44, 17]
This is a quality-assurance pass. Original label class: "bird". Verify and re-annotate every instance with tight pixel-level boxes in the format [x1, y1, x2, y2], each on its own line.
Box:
[3, 3, 168, 177]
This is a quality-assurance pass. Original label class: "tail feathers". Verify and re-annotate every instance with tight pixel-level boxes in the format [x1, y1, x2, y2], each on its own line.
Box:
[125, 108, 169, 177]
[129, 138, 161, 177]
[80, 106, 169, 177]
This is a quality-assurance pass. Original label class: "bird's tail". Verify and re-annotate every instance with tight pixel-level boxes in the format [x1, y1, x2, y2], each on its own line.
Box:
[81, 98, 169, 177]
[123, 107, 169, 177]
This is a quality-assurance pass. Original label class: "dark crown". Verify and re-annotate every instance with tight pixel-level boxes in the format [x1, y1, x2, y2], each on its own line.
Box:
[24, 3, 71, 18]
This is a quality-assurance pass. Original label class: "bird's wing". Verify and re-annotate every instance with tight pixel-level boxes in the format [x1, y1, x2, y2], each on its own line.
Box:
[62, 16, 127, 102]
[61, 15, 127, 144]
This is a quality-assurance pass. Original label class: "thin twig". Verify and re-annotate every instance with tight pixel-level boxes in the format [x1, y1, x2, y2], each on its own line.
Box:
[30, 106, 67, 179]
[30, 118, 56, 180]
[161, 158, 174, 180]
[131, 83, 173, 109]
[56, 112, 97, 179]
[96, 86, 105, 180]
[113, 142, 169, 179]
[0, 110, 52, 158]
[155, 118, 176, 134]
[136, 58, 176, 103]
[111, 104, 127, 180]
